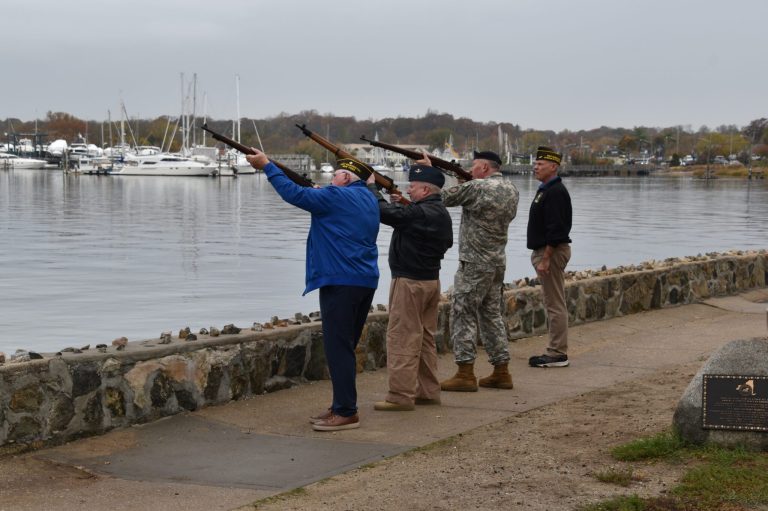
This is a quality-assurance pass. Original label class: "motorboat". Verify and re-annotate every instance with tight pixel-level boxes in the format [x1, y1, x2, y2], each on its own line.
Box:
[109, 154, 215, 176]
[135, 145, 162, 156]
[46, 139, 68, 157]
[67, 155, 120, 175]
[224, 151, 256, 175]
[0, 153, 48, 169]
[372, 163, 393, 172]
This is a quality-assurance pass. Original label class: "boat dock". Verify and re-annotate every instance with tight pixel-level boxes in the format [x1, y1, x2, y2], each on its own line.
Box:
[502, 164, 658, 177]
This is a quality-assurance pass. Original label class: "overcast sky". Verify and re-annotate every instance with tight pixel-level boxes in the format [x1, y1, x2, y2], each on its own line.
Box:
[1, 0, 765, 131]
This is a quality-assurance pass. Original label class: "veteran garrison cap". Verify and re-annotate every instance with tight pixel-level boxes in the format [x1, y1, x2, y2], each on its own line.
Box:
[408, 164, 445, 188]
[472, 150, 502, 165]
[336, 158, 373, 180]
[535, 146, 562, 165]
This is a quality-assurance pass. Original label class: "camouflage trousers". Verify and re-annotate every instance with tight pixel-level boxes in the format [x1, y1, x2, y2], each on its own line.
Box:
[450, 261, 509, 365]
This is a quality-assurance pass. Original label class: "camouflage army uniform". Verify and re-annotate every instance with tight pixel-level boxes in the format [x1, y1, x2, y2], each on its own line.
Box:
[442, 173, 519, 365]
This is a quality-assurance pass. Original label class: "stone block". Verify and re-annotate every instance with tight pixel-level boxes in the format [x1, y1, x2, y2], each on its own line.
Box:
[50, 396, 75, 431]
[8, 416, 41, 442]
[150, 373, 173, 409]
[283, 344, 307, 378]
[83, 393, 104, 431]
[9, 385, 43, 413]
[105, 387, 126, 418]
[71, 364, 101, 398]
[203, 365, 226, 402]
[305, 332, 329, 381]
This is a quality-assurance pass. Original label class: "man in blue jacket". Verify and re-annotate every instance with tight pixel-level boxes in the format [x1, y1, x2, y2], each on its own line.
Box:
[247, 151, 379, 431]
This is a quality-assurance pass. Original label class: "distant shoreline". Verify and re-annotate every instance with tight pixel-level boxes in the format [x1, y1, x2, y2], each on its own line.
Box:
[658, 165, 765, 179]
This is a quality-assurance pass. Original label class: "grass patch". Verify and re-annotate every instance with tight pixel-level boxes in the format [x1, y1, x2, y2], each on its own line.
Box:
[672, 450, 768, 509]
[610, 430, 687, 462]
[594, 467, 635, 487]
[586, 432, 768, 511]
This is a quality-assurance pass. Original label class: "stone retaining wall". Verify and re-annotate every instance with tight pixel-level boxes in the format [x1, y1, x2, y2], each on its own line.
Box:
[1, 251, 765, 450]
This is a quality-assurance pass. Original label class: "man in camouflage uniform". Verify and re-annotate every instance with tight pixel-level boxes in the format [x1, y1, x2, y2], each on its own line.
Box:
[438, 150, 519, 391]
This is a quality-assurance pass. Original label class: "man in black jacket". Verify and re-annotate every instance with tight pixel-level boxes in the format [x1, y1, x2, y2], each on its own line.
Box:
[527, 147, 573, 368]
[367, 165, 453, 410]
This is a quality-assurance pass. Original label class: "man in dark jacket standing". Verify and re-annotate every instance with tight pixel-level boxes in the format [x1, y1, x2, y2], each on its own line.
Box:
[247, 151, 379, 430]
[527, 146, 573, 368]
[366, 165, 453, 411]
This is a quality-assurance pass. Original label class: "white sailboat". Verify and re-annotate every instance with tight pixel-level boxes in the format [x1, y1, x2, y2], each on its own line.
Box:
[371, 131, 393, 172]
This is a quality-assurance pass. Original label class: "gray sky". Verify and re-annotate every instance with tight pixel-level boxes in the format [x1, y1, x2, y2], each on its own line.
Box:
[1, 0, 766, 131]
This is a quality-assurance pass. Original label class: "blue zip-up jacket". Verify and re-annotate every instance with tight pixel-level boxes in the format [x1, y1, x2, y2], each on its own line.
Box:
[263, 162, 379, 294]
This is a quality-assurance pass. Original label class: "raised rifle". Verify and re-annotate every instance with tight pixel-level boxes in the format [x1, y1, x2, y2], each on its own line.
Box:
[295, 124, 409, 204]
[360, 135, 473, 181]
[200, 123, 315, 188]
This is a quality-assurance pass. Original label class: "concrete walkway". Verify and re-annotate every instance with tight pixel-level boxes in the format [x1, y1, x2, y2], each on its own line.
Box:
[1, 290, 766, 511]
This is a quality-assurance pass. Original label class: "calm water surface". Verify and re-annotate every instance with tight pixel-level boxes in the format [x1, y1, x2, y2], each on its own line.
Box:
[1, 169, 766, 353]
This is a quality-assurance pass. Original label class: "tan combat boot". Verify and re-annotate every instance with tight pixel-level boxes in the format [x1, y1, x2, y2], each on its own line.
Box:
[478, 363, 514, 389]
[440, 362, 478, 392]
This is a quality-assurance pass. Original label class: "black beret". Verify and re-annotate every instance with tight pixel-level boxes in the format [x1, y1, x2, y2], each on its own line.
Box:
[472, 150, 502, 165]
[536, 146, 562, 165]
[408, 164, 445, 188]
[336, 158, 373, 180]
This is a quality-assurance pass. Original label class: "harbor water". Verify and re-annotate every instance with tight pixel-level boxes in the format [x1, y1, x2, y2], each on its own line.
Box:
[1, 169, 767, 354]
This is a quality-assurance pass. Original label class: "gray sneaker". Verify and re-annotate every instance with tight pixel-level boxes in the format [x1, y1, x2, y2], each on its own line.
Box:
[529, 354, 569, 367]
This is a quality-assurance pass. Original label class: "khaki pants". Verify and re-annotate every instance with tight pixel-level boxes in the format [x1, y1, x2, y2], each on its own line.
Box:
[531, 244, 571, 355]
[385, 277, 441, 405]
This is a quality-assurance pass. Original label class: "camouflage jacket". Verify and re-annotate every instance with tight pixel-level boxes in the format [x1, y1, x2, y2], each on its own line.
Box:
[441, 173, 519, 267]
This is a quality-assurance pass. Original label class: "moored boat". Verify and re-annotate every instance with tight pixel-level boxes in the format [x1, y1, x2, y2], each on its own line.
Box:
[109, 154, 215, 176]
[0, 153, 48, 169]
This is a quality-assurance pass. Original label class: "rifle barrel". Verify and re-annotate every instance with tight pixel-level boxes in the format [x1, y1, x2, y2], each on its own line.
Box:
[200, 124, 315, 187]
[295, 124, 409, 204]
[360, 135, 473, 181]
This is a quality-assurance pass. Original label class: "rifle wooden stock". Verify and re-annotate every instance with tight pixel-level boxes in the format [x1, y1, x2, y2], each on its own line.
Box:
[360, 135, 473, 181]
[295, 124, 409, 204]
[200, 123, 315, 188]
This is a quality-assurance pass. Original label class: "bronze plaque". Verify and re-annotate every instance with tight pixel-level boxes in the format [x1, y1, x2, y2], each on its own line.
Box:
[702, 375, 768, 431]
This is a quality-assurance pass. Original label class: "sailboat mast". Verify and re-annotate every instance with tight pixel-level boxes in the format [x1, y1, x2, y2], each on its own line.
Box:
[180, 72, 186, 153]
[202, 92, 207, 146]
[235, 74, 241, 143]
[107, 110, 113, 148]
[192, 73, 197, 148]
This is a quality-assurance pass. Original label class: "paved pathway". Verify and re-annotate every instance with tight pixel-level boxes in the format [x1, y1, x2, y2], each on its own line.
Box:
[1, 290, 766, 511]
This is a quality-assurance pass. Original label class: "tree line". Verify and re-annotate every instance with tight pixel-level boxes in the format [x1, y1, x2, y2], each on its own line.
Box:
[3, 111, 767, 165]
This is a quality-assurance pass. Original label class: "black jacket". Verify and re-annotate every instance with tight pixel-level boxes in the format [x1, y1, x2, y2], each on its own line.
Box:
[370, 187, 453, 280]
[526, 176, 572, 250]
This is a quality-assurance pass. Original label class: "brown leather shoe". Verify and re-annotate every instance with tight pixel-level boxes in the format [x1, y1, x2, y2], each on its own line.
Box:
[415, 397, 441, 405]
[374, 400, 415, 411]
[309, 407, 332, 424]
[312, 413, 360, 431]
